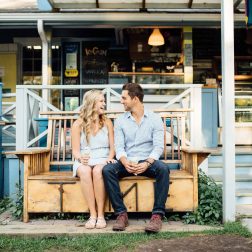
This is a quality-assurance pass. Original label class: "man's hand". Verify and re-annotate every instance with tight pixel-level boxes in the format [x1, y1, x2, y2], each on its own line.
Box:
[134, 162, 149, 175]
[121, 157, 137, 174]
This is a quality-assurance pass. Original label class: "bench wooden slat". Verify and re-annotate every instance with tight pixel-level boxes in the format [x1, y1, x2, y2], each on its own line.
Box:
[57, 119, 62, 162]
[63, 119, 67, 161]
[28, 169, 193, 180]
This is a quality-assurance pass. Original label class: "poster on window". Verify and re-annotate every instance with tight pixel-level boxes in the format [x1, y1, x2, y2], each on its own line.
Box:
[63, 42, 80, 82]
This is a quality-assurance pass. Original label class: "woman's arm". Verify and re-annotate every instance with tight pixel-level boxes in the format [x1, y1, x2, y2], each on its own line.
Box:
[71, 119, 82, 160]
[106, 118, 115, 159]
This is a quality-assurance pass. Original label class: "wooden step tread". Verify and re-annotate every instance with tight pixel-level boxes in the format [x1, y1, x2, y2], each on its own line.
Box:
[28, 169, 193, 180]
[210, 174, 252, 182]
[236, 189, 252, 197]
[209, 163, 252, 168]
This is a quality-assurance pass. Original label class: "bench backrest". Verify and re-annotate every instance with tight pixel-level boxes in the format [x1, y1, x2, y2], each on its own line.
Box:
[46, 112, 187, 169]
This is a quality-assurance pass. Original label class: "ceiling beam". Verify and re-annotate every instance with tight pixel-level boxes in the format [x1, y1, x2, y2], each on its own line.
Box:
[188, 0, 193, 9]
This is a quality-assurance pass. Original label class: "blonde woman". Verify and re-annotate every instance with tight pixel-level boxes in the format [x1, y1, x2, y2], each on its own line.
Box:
[72, 90, 116, 229]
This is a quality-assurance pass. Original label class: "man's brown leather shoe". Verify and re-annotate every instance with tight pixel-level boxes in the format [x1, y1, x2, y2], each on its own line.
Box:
[145, 214, 162, 233]
[112, 212, 129, 231]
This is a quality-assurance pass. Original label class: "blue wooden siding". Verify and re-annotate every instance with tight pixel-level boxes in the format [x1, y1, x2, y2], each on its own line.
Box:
[202, 88, 218, 147]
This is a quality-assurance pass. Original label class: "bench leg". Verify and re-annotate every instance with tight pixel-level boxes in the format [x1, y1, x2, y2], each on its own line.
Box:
[23, 211, 29, 223]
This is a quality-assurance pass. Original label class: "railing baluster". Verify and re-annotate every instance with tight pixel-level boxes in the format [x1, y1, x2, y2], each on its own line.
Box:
[177, 116, 181, 160]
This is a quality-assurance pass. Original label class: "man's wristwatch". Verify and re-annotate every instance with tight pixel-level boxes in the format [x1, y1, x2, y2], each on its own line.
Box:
[145, 160, 152, 167]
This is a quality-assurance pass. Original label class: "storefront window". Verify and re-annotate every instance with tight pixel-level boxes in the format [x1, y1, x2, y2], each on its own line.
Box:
[22, 45, 61, 85]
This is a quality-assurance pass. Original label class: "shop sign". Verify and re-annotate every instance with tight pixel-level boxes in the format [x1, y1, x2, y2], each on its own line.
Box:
[64, 69, 78, 77]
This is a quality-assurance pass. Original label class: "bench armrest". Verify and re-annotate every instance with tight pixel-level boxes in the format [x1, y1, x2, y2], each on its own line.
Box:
[4, 148, 51, 175]
[181, 148, 211, 175]
[4, 147, 50, 156]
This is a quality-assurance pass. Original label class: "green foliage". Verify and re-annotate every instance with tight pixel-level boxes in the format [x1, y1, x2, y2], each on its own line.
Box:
[11, 184, 23, 220]
[223, 221, 252, 237]
[183, 169, 222, 225]
[0, 197, 12, 214]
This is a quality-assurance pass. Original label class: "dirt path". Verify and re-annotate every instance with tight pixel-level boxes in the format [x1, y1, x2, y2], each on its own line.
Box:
[131, 235, 252, 252]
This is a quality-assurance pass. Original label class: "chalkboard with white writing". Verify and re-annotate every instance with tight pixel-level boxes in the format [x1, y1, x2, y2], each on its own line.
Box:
[82, 42, 108, 84]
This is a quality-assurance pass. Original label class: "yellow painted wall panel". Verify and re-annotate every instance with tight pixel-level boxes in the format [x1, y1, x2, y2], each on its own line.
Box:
[0, 53, 17, 93]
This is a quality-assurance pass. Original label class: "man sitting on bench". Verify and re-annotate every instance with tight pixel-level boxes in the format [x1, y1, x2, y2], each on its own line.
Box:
[103, 83, 170, 233]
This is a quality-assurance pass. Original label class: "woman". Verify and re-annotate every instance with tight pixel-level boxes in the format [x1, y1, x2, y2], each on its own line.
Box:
[72, 90, 116, 229]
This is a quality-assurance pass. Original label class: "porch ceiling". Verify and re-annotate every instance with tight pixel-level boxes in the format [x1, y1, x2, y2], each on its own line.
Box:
[48, 0, 245, 12]
[0, 0, 246, 28]
[0, 0, 246, 12]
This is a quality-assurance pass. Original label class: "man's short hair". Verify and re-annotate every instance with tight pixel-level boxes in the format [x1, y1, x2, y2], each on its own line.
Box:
[122, 83, 144, 103]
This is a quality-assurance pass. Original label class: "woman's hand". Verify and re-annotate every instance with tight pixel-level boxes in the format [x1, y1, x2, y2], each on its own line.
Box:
[106, 158, 117, 164]
[78, 156, 89, 166]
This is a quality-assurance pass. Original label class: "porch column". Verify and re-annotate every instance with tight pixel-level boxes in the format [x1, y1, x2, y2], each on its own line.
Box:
[37, 19, 52, 112]
[221, 0, 236, 222]
[183, 27, 193, 84]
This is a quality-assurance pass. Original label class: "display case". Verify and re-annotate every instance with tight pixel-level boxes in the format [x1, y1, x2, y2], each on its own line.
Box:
[109, 72, 184, 94]
[213, 56, 252, 125]
[235, 83, 252, 124]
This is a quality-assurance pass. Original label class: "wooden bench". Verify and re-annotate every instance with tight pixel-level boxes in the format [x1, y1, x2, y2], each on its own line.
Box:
[9, 110, 210, 222]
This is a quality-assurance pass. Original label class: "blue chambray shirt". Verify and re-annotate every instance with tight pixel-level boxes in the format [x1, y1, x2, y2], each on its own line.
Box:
[114, 110, 164, 161]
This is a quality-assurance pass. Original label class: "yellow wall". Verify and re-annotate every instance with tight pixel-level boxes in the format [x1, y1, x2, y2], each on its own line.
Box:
[0, 52, 17, 93]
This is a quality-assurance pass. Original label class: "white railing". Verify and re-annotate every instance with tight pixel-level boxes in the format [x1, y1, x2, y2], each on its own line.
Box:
[2, 93, 16, 147]
[15, 84, 203, 149]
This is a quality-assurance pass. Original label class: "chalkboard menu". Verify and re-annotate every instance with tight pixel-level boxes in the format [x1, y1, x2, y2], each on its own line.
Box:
[82, 42, 108, 84]
[193, 29, 221, 59]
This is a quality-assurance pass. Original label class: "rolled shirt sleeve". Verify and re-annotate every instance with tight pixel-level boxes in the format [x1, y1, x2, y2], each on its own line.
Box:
[148, 114, 164, 160]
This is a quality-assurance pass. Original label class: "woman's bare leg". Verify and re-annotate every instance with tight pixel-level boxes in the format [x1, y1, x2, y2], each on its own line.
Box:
[77, 165, 97, 218]
[92, 164, 106, 217]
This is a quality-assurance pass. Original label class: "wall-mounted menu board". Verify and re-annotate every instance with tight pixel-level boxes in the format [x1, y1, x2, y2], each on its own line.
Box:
[82, 42, 109, 84]
[193, 29, 221, 59]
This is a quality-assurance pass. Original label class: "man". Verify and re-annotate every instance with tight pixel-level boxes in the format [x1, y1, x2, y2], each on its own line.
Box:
[103, 83, 170, 233]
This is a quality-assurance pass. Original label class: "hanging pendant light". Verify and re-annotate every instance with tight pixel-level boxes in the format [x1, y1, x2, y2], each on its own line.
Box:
[148, 28, 165, 46]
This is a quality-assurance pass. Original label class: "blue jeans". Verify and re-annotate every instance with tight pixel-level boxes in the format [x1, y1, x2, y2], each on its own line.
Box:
[103, 160, 170, 216]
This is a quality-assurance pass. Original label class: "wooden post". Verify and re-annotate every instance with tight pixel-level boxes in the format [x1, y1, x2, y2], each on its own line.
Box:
[16, 87, 28, 149]
[38, 19, 52, 113]
[190, 85, 202, 148]
[221, 0, 236, 222]
[23, 155, 29, 222]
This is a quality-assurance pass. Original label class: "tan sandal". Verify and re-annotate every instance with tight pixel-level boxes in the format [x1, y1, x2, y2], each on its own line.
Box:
[85, 217, 97, 229]
[96, 217, 107, 229]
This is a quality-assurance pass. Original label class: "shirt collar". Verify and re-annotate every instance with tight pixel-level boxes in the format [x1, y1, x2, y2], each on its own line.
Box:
[126, 110, 149, 119]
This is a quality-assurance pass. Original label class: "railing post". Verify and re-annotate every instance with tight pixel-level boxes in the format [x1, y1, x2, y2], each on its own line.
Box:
[190, 85, 202, 148]
[16, 86, 28, 149]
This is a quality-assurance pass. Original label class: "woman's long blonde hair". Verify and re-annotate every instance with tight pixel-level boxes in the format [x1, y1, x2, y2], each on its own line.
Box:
[79, 90, 106, 144]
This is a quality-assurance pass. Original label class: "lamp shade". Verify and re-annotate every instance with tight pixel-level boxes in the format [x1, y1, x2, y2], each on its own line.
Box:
[148, 28, 164, 46]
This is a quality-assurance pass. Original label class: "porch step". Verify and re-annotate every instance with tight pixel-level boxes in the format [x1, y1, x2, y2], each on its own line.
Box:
[208, 151, 252, 205]
[208, 163, 252, 168]
[209, 174, 252, 183]
[236, 189, 252, 205]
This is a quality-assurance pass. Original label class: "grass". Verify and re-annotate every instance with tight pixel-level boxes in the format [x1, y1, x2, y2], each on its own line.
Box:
[0, 222, 251, 252]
